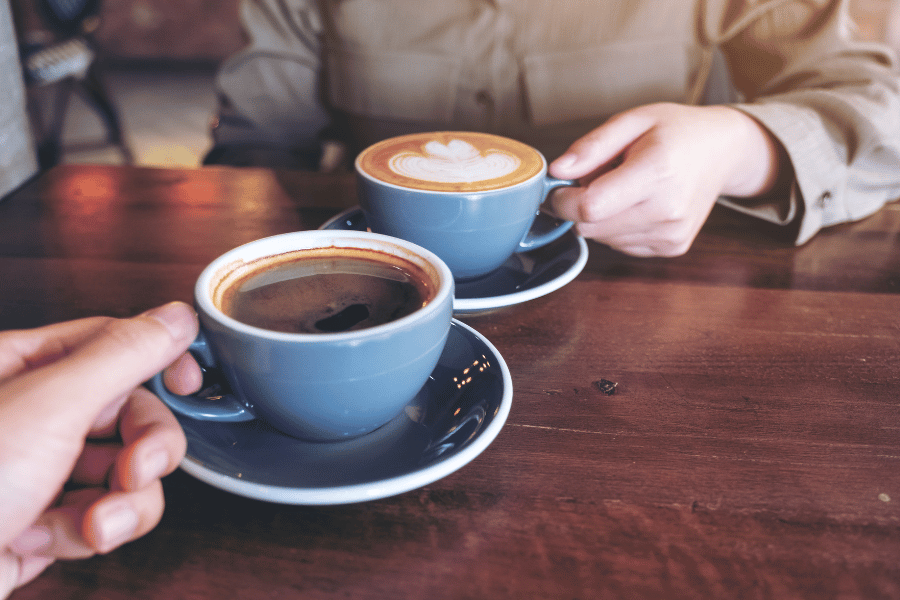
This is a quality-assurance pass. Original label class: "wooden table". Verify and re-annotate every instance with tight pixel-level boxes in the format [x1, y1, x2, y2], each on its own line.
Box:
[2, 165, 899, 599]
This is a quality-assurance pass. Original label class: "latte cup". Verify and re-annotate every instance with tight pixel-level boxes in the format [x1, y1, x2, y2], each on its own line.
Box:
[355, 131, 575, 280]
[146, 230, 454, 441]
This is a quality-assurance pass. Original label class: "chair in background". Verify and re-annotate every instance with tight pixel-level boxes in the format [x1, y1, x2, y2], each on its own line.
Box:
[19, 0, 131, 168]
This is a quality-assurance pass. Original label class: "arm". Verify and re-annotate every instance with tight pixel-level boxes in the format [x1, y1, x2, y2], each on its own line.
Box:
[213, 0, 331, 164]
[549, 0, 900, 256]
[721, 0, 900, 243]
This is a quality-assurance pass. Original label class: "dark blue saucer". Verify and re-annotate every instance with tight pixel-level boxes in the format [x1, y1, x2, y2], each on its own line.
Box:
[177, 320, 512, 505]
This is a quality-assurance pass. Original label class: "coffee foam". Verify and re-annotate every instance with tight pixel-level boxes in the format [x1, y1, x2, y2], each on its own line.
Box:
[357, 132, 544, 192]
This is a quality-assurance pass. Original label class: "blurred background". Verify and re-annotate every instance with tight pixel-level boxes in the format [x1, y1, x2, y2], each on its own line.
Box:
[7, 0, 900, 170]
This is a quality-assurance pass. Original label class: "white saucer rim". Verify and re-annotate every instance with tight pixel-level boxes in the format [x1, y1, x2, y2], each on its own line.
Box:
[318, 206, 588, 314]
[454, 235, 588, 314]
[178, 319, 513, 505]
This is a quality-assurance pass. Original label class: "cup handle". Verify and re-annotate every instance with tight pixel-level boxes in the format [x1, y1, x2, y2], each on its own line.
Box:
[518, 177, 576, 251]
[145, 332, 256, 422]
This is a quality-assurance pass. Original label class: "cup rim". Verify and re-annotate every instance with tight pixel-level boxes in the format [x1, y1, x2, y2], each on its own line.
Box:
[195, 230, 454, 342]
[354, 134, 548, 194]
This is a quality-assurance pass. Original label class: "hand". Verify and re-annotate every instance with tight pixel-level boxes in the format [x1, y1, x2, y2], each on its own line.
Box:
[548, 102, 786, 257]
[0, 302, 199, 598]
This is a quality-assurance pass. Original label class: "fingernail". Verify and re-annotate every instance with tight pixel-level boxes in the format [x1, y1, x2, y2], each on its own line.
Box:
[139, 448, 170, 488]
[552, 154, 577, 170]
[143, 302, 196, 342]
[9, 526, 52, 555]
[97, 504, 138, 552]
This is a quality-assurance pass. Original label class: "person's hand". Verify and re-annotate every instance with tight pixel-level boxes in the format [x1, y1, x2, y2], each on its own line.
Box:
[548, 102, 787, 257]
[0, 302, 199, 598]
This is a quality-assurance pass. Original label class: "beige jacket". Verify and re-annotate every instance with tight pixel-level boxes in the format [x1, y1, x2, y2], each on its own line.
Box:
[216, 0, 900, 244]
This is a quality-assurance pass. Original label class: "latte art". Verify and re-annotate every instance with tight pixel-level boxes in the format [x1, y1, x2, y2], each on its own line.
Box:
[389, 139, 522, 184]
[357, 131, 544, 192]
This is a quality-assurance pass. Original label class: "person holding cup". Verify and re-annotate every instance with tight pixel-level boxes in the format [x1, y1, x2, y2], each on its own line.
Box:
[211, 0, 900, 257]
[0, 303, 199, 598]
[0, 215, 454, 595]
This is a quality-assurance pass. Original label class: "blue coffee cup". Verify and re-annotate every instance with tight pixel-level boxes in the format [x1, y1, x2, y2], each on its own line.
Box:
[355, 132, 575, 281]
[147, 230, 455, 441]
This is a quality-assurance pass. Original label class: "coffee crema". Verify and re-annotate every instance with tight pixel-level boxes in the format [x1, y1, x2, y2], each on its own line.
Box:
[356, 131, 544, 193]
[213, 247, 436, 334]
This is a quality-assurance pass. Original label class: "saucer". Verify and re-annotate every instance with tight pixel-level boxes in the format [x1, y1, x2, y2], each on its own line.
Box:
[319, 207, 588, 315]
[177, 320, 512, 505]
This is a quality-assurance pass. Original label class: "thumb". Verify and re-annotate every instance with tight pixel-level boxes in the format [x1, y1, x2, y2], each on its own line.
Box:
[1, 302, 198, 437]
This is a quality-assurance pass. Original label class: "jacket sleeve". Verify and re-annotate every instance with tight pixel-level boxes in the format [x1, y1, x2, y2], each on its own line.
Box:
[214, 0, 330, 154]
[714, 0, 900, 243]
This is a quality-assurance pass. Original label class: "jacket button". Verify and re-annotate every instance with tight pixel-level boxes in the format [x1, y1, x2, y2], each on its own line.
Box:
[817, 191, 831, 208]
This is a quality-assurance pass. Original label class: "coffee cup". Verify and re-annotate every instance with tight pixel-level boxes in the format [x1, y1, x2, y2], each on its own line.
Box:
[146, 230, 454, 441]
[355, 131, 575, 280]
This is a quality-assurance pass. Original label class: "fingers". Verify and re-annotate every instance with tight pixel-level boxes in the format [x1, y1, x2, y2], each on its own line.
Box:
[16, 556, 55, 590]
[66, 302, 197, 431]
[162, 352, 204, 396]
[111, 387, 187, 492]
[83, 484, 167, 554]
[574, 209, 697, 257]
[548, 106, 663, 226]
[0, 552, 54, 599]
[4, 386, 185, 583]
[8, 481, 167, 563]
[547, 103, 745, 257]
[549, 105, 657, 181]
[8, 488, 102, 561]
[70, 443, 121, 487]
[550, 143, 659, 226]
[0, 552, 19, 600]
[0, 302, 197, 550]
[70, 388, 186, 491]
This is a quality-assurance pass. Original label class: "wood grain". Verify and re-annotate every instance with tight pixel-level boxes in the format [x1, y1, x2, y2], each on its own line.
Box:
[2, 165, 899, 600]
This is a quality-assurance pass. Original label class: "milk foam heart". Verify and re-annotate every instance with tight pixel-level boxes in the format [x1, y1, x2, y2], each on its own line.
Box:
[356, 131, 544, 192]
[389, 139, 521, 184]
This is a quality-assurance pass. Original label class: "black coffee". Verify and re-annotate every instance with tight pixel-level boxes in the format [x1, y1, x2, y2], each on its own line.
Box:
[218, 250, 433, 334]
